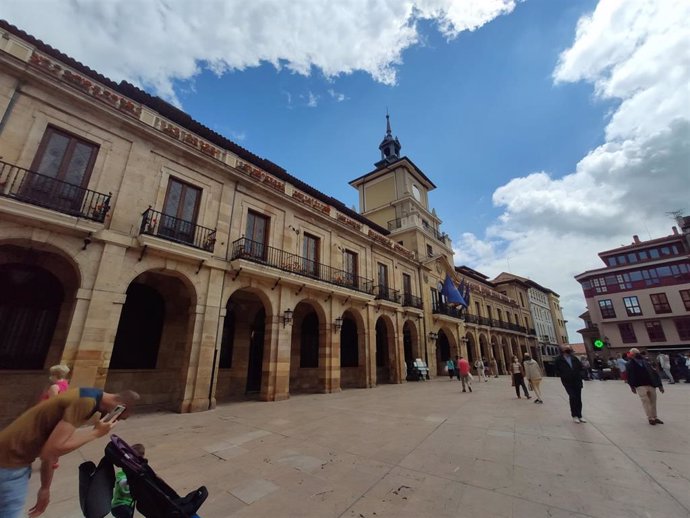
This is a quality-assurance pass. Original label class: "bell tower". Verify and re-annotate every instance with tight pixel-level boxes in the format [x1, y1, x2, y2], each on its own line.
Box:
[375, 112, 401, 167]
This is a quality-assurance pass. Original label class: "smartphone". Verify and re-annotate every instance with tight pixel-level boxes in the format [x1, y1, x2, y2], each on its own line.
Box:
[103, 404, 126, 422]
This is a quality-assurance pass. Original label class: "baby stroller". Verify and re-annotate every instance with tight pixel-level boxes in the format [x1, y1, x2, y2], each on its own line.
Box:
[79, 435, 207, 518]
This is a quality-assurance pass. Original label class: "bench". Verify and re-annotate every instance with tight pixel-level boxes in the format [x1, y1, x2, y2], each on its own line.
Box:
[407, 358, 429, 381]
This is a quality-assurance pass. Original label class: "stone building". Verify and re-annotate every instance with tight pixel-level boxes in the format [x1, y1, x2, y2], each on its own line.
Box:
[575, 221, 690, 359]
[0, 22, 473, 422]
[455, 267, 538, 374]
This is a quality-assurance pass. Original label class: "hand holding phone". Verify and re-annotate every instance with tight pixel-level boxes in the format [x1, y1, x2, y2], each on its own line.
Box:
[103, 404, 126, 422]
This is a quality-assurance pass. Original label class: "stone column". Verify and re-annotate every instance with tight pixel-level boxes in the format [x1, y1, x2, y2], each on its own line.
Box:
[68, 243, 128, 388]
[263, 313, 290, 401]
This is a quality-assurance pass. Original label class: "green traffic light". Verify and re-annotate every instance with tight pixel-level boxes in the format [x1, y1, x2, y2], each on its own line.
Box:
[593, 339, 605, 349]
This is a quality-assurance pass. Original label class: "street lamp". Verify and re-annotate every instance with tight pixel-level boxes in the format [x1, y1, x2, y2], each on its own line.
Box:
[282, 308, 293, 327]
[428, 331, 438, 341]
[333, 316, 343, 332]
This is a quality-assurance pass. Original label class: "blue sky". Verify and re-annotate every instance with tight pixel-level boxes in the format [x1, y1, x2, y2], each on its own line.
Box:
[5, 0, 688, 341]
[177, 0, 604, 243]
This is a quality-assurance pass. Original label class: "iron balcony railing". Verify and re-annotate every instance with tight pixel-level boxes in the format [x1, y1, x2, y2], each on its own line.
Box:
[402, 292, 423, 309]
[387, 216, 448, 245]
[432, 301, 463, 319]
[140, 207, 216, 252]
[0, 160, 111, 222]
[464, 314, 529, 333]
[230, 237, 374, 294]
[374, 284, 401, 303]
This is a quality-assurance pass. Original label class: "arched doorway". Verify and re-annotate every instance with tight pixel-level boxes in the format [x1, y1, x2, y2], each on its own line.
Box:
[0, 244, 80, 419]
[435, 330, 451, 376]
[107, 270, 195, 410]
[340, 310, 365, 389]
[290, 301, 324, 393]
[501, 337, 512, 364]
[402, 320, 419, 380]
[375, 316, 394, 384]
[491, 336, 504, 374]
[0, 264, 64, 369]
[216, 289, 269, 401]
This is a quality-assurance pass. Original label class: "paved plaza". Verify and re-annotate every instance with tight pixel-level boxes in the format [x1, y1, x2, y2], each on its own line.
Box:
[27, 377, 690, 518]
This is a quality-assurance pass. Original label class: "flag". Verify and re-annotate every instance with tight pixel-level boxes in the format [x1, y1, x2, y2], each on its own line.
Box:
[441, 274, 466, 306]
[463, 283, 471, 306]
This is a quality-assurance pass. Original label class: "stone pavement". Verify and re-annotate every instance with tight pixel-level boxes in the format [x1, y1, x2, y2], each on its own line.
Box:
[25, 376, 690, 518]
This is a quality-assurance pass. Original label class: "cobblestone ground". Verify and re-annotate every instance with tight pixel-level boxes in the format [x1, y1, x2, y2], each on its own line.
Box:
[24, 376, 690, 518]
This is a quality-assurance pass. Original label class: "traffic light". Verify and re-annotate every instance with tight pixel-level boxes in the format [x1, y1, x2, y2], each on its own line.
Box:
[593, 339, 605, 350]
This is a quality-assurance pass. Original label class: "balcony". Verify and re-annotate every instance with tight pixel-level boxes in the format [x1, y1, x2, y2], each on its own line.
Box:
[432, 301, 463, 319]
[0, 160, 111, 222]
[464, 314, 528, 334]
[231, 237, 374, 294]
[374, 284, 401, 303]
[402, 293, 423, 309]
[386, 214, 449, 246]
[140, 207, 216, 252]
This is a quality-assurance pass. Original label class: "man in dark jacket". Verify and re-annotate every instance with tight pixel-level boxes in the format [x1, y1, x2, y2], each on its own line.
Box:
[554, 345, 586, 423]
[626, 348, 664, 425]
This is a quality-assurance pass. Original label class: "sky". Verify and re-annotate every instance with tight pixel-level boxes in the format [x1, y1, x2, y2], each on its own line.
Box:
[3, 0, 689, 342]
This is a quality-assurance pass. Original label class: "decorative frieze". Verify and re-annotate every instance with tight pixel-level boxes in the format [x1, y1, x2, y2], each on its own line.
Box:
[336, 212, 362, 231]
[292, 190, 331, 215]
[29, 51, 143, 119]
[237, 161, 286, 193]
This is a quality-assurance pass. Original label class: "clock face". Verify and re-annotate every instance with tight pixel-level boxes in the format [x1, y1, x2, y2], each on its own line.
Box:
[412, 185, 421, 201]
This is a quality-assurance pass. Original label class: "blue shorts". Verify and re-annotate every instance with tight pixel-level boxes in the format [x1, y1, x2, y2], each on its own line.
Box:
[0, 466, 31, 518]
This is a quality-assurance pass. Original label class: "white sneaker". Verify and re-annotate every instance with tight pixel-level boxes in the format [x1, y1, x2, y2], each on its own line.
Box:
[573, 417, 579, 423]
[578, 417, 587, 423]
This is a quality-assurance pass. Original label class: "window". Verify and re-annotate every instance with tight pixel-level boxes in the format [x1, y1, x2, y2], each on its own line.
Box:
[674, 317, 690, 340]
[593, 278, 607, 293]
[650, 248, 660, 259]
[681, 290, 690, 311]
[650, 293, 671, 314]
[402, 273, 412, 297]
[29, 126, 99, 211]
[474, 302, 481, 316]
[598, 299, 616, 319]
[486, 305, 492, 319]
[660, 246, 671, 256]
[524, 316, 530, 329]
[645, 320, 666, 342]
[378, 263, 388, 288]
[519, 292, 525, 307]
[302, 233, 320, 276]
[607, 257, 616, 266]
[160, 178, 201, 244]
[497, 309, 503, 322]
[617, 274, 632, 290]
[639, 250, 648, 260]
[245, 210, 269, 259]
[426, 244, 433, 257]
[344, 250, 358, 287]
[618, 323, 637, 343]
[627, 253, 638, 263]
[623, 296, 642, 316]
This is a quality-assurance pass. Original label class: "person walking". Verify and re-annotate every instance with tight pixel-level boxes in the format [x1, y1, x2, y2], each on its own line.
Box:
[445, 358, 455, 380]
[626, 348, 664, 425]
[474, 358, 487, 382]
[510, 356, 530, 399]
[523, 354, 543, 403]
[656, 353, 675, 384]
[554, 345, 586, 423]
[0, 388, 139, 518]
[615, 354, 628, 382]
[489, 357, 499, 378]
[456, 356, 472, 392]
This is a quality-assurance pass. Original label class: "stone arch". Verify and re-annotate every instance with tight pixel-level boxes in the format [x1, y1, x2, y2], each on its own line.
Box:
[105, 269, 196, 410]
[465, 333, 478, 368]
[375, 314, 396, 384]
[216, 287, 271, 402]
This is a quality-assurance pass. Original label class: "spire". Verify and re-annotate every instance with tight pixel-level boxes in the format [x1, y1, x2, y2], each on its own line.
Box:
[376, 111, 401, 167]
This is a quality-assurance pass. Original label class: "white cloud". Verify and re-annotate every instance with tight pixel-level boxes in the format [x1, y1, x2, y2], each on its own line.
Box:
[328, 89, 348, 102]
[306, 91, 319, 108]
[2, 0, 517, 105]
[453, 0, 690, 342]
